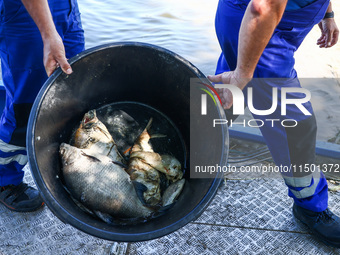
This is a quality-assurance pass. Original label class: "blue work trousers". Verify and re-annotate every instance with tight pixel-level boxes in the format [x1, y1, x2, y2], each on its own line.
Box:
[215, 0, 329, 212]
[0, 0, 85, 186]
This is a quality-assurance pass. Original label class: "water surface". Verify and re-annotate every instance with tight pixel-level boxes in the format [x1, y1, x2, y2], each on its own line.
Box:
[77, 0, 340, 142]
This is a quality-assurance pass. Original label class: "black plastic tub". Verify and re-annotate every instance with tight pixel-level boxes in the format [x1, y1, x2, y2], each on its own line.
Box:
[27, 42, 228, 242]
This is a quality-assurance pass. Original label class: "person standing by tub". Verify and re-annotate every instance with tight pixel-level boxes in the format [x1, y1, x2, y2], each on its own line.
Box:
[208, 0, 340, 248]
[0, 0, 84, 212]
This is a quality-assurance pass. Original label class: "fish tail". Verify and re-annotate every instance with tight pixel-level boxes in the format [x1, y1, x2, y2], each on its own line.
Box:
[144, 118, 167, 138]
[145, 118, 153, 131]
[132, 180, 148, 206]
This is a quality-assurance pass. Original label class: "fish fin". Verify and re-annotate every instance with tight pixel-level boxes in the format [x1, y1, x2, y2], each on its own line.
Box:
[111, 161, 127, 168]
[144, 118, 166, 138]
[162, 179, 185, 206]
[155, 203, 175, 215]
[132, 181, 148, 206]
[150, 134, 167, 139]
[159, 172, 170, 195]
[126, 168, 137, 176]
[145, 118, 153, 131]
[80, 151, 101, 162]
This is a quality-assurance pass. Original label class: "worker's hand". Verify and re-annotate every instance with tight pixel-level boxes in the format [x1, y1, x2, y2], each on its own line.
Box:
[317, 18, 339, 48]
[43, 33, 72, 77]
[207, 70, 251, 109]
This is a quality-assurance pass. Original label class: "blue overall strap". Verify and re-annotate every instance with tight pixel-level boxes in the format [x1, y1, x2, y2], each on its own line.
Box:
[215, 0, 330, 212]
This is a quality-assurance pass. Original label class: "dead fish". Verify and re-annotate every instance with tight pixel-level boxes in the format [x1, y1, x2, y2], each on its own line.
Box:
[160, 154, 183, 182]
[130, 151, 183, 183]
[129, 118, 182, 182]
[128, 156, 162, 206]
[162, 179, 185, 207]
[96, 108, 143, 154]
[127, 119, 163, 206]
[130, 118, 157, 153]
[72, 109, 124, 163]
[60, 143, 153, 218]
[128, 118, 183, 206]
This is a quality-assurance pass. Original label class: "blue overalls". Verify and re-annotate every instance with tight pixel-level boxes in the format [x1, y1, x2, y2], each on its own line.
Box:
[0, 0, 85, 186]
[215, 0, 329, 212]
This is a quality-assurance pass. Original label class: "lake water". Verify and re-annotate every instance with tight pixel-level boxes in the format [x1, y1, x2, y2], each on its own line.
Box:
[78, 0, 220, 76]
[78, 1, 340, 143]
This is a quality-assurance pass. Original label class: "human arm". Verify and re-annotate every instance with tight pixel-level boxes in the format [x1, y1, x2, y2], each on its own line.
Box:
[21, 0, 72, 76]
[208, 0, 288, 109]
[317, 2, 339, 48]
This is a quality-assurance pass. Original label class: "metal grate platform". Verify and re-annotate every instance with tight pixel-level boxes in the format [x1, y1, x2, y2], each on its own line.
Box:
[128, 178, 340, 255]
[1, 164, 340, 254]
[0, 165, 125, 255]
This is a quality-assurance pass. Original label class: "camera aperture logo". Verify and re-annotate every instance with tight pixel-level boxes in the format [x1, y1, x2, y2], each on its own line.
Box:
[200, 83, 312, 128]
[200, 82, 222, 115]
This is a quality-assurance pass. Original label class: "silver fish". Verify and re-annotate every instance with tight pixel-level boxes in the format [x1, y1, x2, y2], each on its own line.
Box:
[162, 179, 185, 207]
[60, 143, 153, 218]
[72, 109, 124, 163]
[128, 119, 184, 207]
[131, 152, 183, 183]
[127, 119, 162, 206]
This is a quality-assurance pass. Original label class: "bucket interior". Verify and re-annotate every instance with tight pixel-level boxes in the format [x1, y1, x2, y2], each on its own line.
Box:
[27, 42, 227, 241]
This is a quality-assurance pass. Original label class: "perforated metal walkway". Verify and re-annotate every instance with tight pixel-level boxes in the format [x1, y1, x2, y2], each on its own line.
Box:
[1, 163, 340, 254]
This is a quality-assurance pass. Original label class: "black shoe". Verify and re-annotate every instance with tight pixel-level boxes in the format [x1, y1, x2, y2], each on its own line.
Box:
[293, 203, 340, 248]
[0, 183, 44, 212]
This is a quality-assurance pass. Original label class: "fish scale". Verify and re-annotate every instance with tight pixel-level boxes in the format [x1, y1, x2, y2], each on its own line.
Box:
[60, 143, 153, 218]
[60, 109, 185, 221]
[72, 109, 125, 163]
